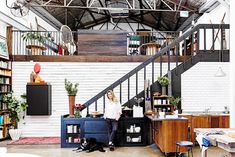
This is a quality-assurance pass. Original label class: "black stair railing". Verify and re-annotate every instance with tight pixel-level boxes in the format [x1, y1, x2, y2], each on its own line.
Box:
[84, 24, 229, 114]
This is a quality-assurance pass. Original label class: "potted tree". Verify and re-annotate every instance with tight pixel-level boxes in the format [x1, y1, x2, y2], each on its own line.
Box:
[64, 79, 79, 117]
[22, 32, 48, 55]
[157, 76, 170, 95]
[2, 92, 28, 140]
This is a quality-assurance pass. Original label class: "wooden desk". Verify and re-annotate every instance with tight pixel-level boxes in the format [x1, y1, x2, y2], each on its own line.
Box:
[195, 128, 235, 157]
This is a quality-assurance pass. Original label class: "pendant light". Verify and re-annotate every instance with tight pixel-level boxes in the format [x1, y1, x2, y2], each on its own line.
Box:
[214, 67, 226, 77]
[214, 36, 226, 77]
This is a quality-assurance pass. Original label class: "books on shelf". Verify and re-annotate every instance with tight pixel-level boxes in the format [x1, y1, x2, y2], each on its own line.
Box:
[0, 114, 10, 125]
[0, 85, 11, 93]
[0, 77, 10, 84]
[0, 61, 11, 69]
[0, 69, 11, 77]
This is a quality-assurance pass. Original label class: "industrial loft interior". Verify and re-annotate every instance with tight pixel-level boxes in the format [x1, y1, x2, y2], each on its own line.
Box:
[0, 0, 235, 157]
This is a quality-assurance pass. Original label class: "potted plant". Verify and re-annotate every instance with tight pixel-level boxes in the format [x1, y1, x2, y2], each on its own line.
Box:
[22, 32, 48, 55]
[169, 96, 182, 114]
[157, 76, 170, 95]
[65, 79, 79, 117]
[2, 92, 28, 140]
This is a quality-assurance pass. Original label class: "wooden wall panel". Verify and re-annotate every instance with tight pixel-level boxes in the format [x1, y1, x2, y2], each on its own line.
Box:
[77, 30, 127, 55]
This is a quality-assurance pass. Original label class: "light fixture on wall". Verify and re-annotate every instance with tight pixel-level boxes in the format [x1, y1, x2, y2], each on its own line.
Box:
[214, 48, 226, 77]
[214, 67, 226, 77]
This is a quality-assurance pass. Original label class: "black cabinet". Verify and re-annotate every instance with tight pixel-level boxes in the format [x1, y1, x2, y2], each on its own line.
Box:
[26, 83, 52, 115]
[116, 117, 148, 146]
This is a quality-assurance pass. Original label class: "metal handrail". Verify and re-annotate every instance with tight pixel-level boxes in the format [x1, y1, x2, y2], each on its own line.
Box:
[83, 24, 230, 113]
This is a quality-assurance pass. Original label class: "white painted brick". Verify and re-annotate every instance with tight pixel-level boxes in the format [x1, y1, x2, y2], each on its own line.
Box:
[13, 61, 229, 137]
[182, 62, 230, 112]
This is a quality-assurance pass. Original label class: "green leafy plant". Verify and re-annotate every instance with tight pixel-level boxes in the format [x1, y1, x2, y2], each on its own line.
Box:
[22, 32, 48, 43]
[169, 96, 181, 109]
[157, 76, 170, 86]
[64, 79, 79, 96]
[3, 92, 28, 128]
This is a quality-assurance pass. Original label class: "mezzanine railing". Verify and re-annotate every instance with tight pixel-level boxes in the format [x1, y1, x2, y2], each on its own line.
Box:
[11, 30, 178, 56]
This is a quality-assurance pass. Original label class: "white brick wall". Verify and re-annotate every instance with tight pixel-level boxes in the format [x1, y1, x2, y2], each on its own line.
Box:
[182, 62, 230, 112]
[12, 61, 230, 136]
[12, 62, 175, 137]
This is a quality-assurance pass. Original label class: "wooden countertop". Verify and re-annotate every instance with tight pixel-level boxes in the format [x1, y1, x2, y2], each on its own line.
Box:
[179, 112, 230, 116]
[146, 115, 188, 121]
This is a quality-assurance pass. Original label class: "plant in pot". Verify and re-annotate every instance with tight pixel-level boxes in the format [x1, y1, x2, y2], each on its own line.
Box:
[3, 92, 28, 140]
[65, 79, 79, 117]
[157, 76, 170, 95]
[169, 96, 182, 114]
[22, 32, 48, 55]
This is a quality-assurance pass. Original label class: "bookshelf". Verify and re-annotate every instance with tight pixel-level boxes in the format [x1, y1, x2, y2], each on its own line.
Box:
[0, 57, 12, 140]
[152, 95, 174, 114]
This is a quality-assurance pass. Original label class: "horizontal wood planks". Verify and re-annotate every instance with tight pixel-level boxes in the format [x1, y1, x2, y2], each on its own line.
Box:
[77, 30, 127, 55]
[11, 55, 189, 62]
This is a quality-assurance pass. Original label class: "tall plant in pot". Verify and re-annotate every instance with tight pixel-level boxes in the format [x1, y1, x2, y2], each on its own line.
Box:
[65, 79, 79, 117]
[3, 92, 28, 140]
[157, 76, 170, 95]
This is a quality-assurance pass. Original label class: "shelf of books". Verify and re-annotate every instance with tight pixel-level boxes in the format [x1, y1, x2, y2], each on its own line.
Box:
[0, 58, 12, 140]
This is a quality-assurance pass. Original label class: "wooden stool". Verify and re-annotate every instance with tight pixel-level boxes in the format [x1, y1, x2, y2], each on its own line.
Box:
[175, 141, 193, 157]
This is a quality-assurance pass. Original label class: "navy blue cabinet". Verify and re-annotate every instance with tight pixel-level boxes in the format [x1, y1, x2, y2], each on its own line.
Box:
[61, 115, 108, 148]
[61, 115, 148, 148]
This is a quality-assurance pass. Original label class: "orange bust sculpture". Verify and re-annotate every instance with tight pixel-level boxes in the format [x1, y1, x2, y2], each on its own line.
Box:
[33, 63, 45, 83]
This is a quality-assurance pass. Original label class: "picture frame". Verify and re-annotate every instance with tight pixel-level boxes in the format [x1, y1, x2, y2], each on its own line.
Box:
[0, 36, 9, 59]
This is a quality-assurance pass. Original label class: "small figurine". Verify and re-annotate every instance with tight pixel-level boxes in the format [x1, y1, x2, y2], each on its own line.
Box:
[32, 63, 45, 83]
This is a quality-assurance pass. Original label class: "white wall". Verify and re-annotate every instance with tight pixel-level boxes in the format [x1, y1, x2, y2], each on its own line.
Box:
[0, 21, 8, 38]
[197, 3, 230, 50]
[0, 0, 58, 31]
[13, 61, 231, 136]
[12, 62, 175, 137]
[230, 0, 235, 127]
[182, 62, 230, 112]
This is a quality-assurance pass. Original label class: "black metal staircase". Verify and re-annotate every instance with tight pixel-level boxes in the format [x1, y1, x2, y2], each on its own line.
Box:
[83, 24, 230, 114]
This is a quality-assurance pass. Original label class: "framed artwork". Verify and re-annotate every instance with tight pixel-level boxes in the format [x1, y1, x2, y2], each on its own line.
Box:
[0, 36, 9, 59]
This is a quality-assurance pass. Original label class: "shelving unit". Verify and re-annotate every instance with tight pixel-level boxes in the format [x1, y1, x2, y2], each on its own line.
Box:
[61, 115, 108, 148]
[116, 117, 148, 146]
[61, 115, 149, 148]
[0, 57, 12, 141]
[152, 95, 174, 113]
[61, 115, 83, 148]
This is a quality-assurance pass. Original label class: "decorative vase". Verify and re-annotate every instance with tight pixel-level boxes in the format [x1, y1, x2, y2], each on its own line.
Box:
[178, 109, 183, 114]
[68, 95, 75, 117]
[162, 86, 167, 95]
[9, 129, 22, 140]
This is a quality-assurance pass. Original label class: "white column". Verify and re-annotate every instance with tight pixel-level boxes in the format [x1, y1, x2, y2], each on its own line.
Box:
[230, 1, 235, 127]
